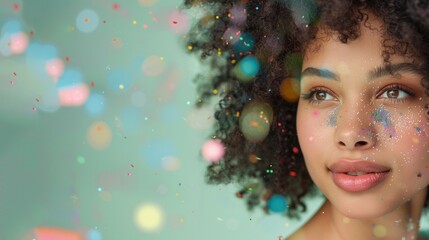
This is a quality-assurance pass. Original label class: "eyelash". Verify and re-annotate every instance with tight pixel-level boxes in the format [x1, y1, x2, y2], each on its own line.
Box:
[301, 87, 335, 105]
[301, 84, 415, 105]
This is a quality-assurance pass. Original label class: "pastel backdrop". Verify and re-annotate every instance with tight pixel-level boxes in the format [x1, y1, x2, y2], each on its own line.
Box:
[1, 0, 411, 239]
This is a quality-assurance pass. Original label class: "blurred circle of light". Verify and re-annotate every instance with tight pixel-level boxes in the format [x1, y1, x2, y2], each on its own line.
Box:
[10, 32, 29, 54]
[58, 84, 90, 106]
[1, 19, 22, 35]
[239, 100, 273, 142]
[223, 27, 241, 45]
[33, 227, 82, 240]
[76, 9, 99, 33]
[234, 55, 260, 82]
[87, 121, 112, 150]
[230, 3, 247, 26]
[85, 92, 106, 116]
[26, 42, 58, 76]
[162, 156, 180, 171]
[45, 58, 65, 81]
[107, 69, 132, 92]
[131, 91, 146, 108]
[168, 10, 190, 34]
[268, 194, 288, 213]
[76, 156, 86, 164]
[141, 55, 165, 77]
[119, 107, 143, 134]
[139, 0, 157, 7]
[201, 139, 225, 163]
[140, 139, 177, 169]
[232, 32, 254, 53]
[135, 203, 164, 232]
[280, 78, 300, 102]
[87, 229, 102, 240]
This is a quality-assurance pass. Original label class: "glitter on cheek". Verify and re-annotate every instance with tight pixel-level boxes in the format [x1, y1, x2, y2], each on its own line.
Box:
[359, 128, 376, 139]
[371, 107, 396, 137]
[326, 107, 339, 127]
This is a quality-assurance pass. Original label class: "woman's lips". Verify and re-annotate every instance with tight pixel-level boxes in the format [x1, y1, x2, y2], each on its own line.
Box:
[328, 159, 391, 192]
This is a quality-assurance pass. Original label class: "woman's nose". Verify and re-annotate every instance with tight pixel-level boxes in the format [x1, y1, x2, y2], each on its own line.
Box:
[334, 107, 377, 151]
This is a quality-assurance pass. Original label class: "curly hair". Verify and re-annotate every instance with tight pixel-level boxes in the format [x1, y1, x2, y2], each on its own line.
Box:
[182, 0, 429, 219]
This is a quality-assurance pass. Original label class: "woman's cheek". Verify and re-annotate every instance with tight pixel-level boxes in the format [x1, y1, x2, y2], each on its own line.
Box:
[392, 115, 429, 187]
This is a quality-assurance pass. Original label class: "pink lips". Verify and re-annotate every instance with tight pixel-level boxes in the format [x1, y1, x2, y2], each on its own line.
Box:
[328, 160, 391, 192]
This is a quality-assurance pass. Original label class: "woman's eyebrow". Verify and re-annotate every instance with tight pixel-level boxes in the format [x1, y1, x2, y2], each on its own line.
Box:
[368, 62, 423, 81]
[301, 67, 340, 81]
[301, 63, 422, 82]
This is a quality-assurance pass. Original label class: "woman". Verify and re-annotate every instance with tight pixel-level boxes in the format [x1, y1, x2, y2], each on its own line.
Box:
[183, 0, 429, 239]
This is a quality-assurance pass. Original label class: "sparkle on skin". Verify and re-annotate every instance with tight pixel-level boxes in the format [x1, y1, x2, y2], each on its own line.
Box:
[371, 107, 396, 137]
[326, 107, 339, 127]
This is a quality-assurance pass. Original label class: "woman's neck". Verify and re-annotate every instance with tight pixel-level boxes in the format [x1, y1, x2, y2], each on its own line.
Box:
[320, 188, 427, 240]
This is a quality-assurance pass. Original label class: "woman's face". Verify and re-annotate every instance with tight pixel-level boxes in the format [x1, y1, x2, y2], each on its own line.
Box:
[296, 20, 429, 219]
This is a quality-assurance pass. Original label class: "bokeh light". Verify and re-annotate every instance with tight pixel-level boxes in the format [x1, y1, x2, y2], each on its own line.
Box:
[58, 83, 90, 106]
[134, 203, 164, 232]
[230, 3, 247, 26]
[142, 55, 165, 77]
[279, 78, 300, 102]
[10, 32, 29, 54]
[1, 19, 22, 35]
[223, 27, 241, 45]
[87, 121, 112, 150]
[233, 55, 260, 82]
[201, 139, 225, 163]
[162, 156, 181, 171]
[26, 42, 58, 76]
[267, 194, 288, 213]
[45, 58, 65, 81]
[167, 10, 190, 34]
[141, 139, 177, 169]
[76, 156, 86, 164]
[156, 69, 180, 102]
[85, 92, 106, 116]
[232, 32, 254, 53]
[33, 227, 82, 240]
[76, 9, 99, 33]
[373, 224, 387, 238]
[239, 100, 273, 142]
[86, 229, 102, 240]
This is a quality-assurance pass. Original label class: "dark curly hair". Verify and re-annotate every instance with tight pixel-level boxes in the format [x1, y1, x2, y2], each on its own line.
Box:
[182, 0, 429, 220]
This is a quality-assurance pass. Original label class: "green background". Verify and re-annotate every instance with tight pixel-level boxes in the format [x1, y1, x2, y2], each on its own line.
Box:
[0, 0, 426, 240]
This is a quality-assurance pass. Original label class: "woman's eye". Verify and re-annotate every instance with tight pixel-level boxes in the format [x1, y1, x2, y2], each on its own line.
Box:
[379, 87, 410, 100]
[312, 90, 335, 101]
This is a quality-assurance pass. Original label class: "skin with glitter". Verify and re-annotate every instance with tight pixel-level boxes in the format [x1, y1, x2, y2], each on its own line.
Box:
[371, 107, 396, 137]
[295, 15, 429, 240]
